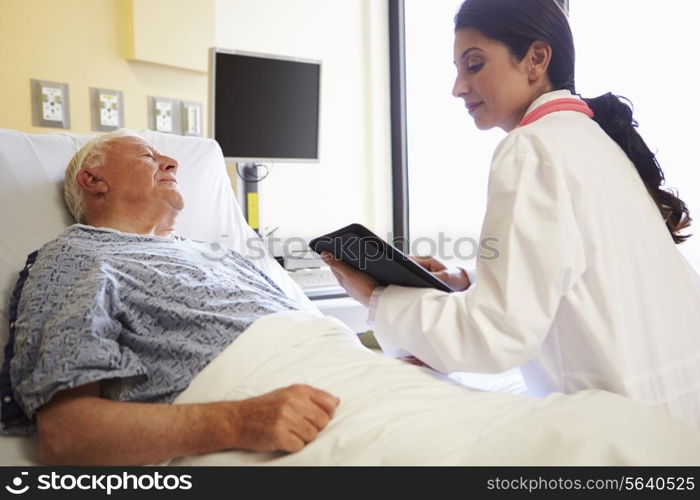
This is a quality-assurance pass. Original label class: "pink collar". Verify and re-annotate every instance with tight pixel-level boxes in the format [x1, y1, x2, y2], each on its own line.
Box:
[518, 98, 594, 127]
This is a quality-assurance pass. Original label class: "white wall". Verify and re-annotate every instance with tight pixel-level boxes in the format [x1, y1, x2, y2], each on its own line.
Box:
[214, 0, 392, 241]
[405, 0, 502, 268]
[569, 0, 700, 269]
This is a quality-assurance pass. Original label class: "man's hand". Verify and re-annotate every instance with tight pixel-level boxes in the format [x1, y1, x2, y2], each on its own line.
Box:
[320, 252, 379, 307]
[36, 382, 340, 465]
[224, 384, 340, 453]
[410, 256, 471, 291]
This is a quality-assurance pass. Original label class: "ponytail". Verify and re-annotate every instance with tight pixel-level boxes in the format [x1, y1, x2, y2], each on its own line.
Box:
[582, 93, 692, 244]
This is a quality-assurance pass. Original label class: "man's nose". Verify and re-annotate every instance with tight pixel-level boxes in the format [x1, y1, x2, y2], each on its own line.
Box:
[159, 155, 179, 174]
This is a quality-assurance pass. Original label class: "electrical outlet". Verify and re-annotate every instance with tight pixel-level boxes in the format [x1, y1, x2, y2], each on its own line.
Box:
[42, 87, 64, 121]
[148, 97, 178, 134]
[155, 100, 172, 132]
[182, 100, 202, 136]
[100, 94, 119, 126]
[91, 88, 124, 131]
[31, 79, 70, 128]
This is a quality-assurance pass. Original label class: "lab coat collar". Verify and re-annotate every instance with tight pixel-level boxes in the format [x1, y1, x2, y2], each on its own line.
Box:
[523, 89, 576, 116]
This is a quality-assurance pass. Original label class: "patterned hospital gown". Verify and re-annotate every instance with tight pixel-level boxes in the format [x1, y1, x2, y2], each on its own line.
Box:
[9, 224, 298, 429]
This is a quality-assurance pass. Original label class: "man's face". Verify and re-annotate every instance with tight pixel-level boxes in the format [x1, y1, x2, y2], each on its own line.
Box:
[96, 136, 184, 215]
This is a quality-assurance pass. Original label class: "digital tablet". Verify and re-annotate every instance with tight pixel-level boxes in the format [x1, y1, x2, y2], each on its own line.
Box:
[308, 223, 454, 292]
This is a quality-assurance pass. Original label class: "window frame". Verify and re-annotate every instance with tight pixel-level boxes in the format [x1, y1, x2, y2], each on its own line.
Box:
[388, 0, 409, 250]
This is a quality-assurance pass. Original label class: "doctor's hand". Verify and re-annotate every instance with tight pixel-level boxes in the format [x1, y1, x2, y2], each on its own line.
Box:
[320, 252, 379, 307]
[398, 355, 430, 368]
[410, 256, 471, 291]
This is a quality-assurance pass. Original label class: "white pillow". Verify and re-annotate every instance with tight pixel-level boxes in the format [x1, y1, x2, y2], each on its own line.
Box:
[0, 128, 318, 365]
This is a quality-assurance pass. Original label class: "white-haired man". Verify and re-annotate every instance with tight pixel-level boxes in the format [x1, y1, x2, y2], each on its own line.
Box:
[7, 131, 339, 465]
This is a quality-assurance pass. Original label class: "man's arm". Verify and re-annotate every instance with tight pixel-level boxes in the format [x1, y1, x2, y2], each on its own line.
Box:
[36, 382, 340, 465]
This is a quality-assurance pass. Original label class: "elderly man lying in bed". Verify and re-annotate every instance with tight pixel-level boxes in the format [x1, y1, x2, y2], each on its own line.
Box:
[7, 131, 341, 465]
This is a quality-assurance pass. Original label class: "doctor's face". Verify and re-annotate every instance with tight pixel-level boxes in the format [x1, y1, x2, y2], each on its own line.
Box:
[452, 28, 534, 132]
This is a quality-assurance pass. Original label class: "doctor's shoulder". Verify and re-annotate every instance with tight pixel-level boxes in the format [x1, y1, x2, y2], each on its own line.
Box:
[484, 125, 586, 199]
[490, 126, 552, 169]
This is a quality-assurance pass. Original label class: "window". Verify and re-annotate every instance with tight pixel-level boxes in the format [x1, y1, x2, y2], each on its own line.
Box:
[404, 0, 501, 266]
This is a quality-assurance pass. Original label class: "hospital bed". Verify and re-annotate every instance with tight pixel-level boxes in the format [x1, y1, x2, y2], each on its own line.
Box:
[0, 128, 698, 466]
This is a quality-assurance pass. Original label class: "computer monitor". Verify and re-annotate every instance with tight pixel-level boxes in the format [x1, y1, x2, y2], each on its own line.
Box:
[209, 48, 321, 162]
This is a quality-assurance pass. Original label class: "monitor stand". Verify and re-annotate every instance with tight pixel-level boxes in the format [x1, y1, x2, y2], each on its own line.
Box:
[240, 163, 260, 234]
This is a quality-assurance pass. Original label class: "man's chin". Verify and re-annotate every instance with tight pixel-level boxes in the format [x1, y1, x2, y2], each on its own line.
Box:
[166, 192, 185, 212]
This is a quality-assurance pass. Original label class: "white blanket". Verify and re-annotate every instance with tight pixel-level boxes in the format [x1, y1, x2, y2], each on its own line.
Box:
[170, 311, 700, 465]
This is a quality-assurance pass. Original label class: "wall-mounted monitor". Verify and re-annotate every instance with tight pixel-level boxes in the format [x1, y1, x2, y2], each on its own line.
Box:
[209, 48, 321, 162]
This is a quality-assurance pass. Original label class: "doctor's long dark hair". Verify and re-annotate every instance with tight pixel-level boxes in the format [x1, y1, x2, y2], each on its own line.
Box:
[455, 0, 692, 243]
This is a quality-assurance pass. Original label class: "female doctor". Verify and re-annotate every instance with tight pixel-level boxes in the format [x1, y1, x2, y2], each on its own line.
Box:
[324, 0, 700, 428]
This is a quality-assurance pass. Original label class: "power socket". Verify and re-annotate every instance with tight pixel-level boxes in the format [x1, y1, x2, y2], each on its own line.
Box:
[155, 100, 172, 132]
[148, 96, 179, 134]
[31, 79, 70, 128]
[91, 88, 124, 131]
[182, 100, 203, 136]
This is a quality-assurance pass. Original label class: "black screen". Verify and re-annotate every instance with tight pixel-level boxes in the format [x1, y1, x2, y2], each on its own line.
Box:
[213, 51, 320, 160]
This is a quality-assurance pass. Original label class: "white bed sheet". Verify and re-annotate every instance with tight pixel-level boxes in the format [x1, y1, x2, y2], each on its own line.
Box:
[168, 311, 700, 466]
[3, 309, 698, 466]
[0, 436, 37, 466]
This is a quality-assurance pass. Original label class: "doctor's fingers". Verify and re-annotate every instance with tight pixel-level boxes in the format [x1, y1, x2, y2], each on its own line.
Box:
[323, 258, 358, 284]
[398, 355, 429, 367]
[434, 268, 470, 291]
[410, 255, 447, 272]
[325, 259, 369, 285]
[320, 251, 348, 271]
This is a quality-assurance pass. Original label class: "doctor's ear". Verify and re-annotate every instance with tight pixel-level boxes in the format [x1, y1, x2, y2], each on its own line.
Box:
[525, 40, 552, 82]
[76, 168, 109, 195]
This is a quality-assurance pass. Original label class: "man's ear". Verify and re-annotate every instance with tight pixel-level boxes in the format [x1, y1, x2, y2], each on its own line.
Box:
[76, 168, 109, 195]
[525, 40, 553, 83]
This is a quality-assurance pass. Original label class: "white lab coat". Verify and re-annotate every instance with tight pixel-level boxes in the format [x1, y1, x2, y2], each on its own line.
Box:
[374, 90, 700, 428]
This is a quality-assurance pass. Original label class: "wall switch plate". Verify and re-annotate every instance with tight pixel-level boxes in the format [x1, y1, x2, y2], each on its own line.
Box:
[181, 100, 203, 136]
[148, 96, 179, 134]
[91, 88, 124, 131]
[31, 79, 70, 128]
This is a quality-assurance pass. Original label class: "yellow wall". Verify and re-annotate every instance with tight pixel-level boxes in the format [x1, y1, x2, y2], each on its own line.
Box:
[128, 0, 214, 72]
[0, 0, 209, 135]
